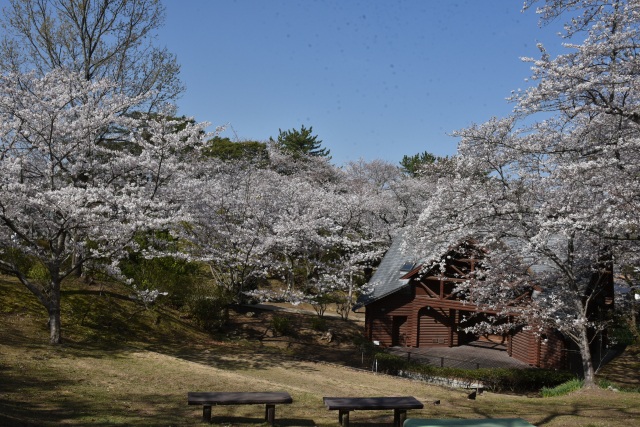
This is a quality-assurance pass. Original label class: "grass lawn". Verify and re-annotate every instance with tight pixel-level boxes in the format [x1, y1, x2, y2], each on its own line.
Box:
[1, 275, 638, 426]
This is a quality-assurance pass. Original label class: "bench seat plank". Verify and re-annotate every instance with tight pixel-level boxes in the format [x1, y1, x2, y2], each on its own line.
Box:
[324, 396, 423, 410]
[188, 391, 292, 405]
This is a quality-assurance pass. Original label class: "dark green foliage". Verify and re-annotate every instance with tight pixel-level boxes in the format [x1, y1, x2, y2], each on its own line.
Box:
[399, 150, 442, 176]
[119, 255, 200, 309]
[203, 136, 269, 163]
[272, 125, 330, 158]
[373, 352, 575, 393]
[119, 231, 201, 309]
[310, 316, 328, 332]
[187, 287, 232, 333]
[354, 336, 384, 357]
[610, 322, 638, 345]
[0, 248, 38, 277]
[270, 315, 293, 336]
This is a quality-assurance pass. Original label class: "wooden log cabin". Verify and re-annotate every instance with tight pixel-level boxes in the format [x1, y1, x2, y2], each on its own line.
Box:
[355, 232, 613, 370]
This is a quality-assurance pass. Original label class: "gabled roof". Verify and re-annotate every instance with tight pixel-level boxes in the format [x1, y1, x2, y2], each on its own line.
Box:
[356, 234, 490, 309]
[354, 230, 419, 309]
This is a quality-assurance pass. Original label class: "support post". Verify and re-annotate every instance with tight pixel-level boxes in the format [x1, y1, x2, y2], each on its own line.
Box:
[265, 404, 275, 425]
[202, 405, 212, 423]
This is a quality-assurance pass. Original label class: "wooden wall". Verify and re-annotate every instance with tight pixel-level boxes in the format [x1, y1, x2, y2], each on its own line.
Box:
[539, 330, 567, 369]
[509, 328, 567, 369]
[417, 306, 451, 346]
[510, 328, 538, 366]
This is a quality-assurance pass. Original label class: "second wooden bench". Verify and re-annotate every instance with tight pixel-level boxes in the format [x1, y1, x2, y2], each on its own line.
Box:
[187, 391, 293, 425]
[323, 396, 424, 427]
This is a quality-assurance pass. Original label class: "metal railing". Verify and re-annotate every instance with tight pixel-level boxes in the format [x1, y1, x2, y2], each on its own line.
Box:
[384, 347, 516, 370]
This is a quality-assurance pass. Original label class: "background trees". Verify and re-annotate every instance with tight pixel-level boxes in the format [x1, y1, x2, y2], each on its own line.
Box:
[407, 0, 640, 386]
[0, 0, 183, 111]
[203, 136, 268, 164]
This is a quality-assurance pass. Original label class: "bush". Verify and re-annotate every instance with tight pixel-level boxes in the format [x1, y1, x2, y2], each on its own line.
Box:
[541, 378, 583, 397]
[28, 262, 51, 282]
[372, 352, 410, 374]
[120, 255, 201, 309]
[271, 315, 293, 336]
[373, 351, 575, 393]
[310, 316, 328, 332]
[187, 286, 233, 332]
[609, 323, 637, 346]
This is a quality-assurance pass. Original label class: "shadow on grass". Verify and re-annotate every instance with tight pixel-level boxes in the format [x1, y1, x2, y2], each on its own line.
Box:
[0, 373, 91, 427]
[0, 385, 198, 426]
[207, 415, 316, 426]
[159, 343, 328, 375]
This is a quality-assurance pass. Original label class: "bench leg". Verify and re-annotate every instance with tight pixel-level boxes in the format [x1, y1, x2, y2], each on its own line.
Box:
[338, 409, 350, 427]
[393, 409, 407, 427]
[202, 405, 212, 423]
[265, 404, 276, 426]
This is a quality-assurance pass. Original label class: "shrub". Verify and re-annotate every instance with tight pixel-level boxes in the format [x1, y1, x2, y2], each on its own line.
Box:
[374, 351, 575, 393]
[271, 315, 293, 336]
[373, 352, 410, 374]
[120, 255, 201, 309]
[541, 378, 583, 397]
[187, 285, 233, 332]
[310, 316, 328, 332]
[27, 262, 51, 282]
[609, 323, 637, 346]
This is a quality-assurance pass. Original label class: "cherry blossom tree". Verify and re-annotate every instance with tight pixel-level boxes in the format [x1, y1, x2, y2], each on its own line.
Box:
[408, 0, 640, 386]
[180, 160, 287, 301]
[0, 69, 208, 344]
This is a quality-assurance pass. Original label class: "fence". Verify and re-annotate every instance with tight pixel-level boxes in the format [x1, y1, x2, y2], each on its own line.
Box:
[383, 347, 523, 370]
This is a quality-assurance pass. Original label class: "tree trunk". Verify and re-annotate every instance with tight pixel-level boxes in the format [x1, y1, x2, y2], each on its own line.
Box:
[48, 306, 62, 344]
[628, 290, 639, 340]
[71, 251, 83, 277]
[577, 326, 595, 387]
[344, 271, 353, 321]
[47, 278, 63, 344]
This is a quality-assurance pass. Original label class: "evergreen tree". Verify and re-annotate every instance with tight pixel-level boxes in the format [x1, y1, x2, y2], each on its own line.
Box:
[399, 151, 439, 176]
[271, 125, 330, 158]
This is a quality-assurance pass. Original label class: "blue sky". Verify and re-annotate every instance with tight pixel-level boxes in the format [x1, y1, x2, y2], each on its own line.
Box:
[26, 1, 570, 167]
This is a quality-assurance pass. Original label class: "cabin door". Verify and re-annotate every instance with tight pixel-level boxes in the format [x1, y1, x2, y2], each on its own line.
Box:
[392, 316, 408, 346]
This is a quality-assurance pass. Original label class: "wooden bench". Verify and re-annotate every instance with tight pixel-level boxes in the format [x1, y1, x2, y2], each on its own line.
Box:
[323, 396, 424, 427]
[187, 391, 292, 425]
[403, 418, 536, 427]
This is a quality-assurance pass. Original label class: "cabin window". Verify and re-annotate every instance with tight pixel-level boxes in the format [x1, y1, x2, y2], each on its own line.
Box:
[399, 261, 415, 273]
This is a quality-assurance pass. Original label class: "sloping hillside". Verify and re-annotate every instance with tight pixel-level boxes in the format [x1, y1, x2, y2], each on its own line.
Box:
[1, 275, 639, 426]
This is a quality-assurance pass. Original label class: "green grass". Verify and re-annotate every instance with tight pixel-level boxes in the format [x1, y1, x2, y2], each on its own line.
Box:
[541, 378, 584, 397]
[597, 378, 640, 393]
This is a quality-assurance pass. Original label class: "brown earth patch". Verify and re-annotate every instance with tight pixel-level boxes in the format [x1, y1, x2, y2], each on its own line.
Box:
[222, 304, 370, 368]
